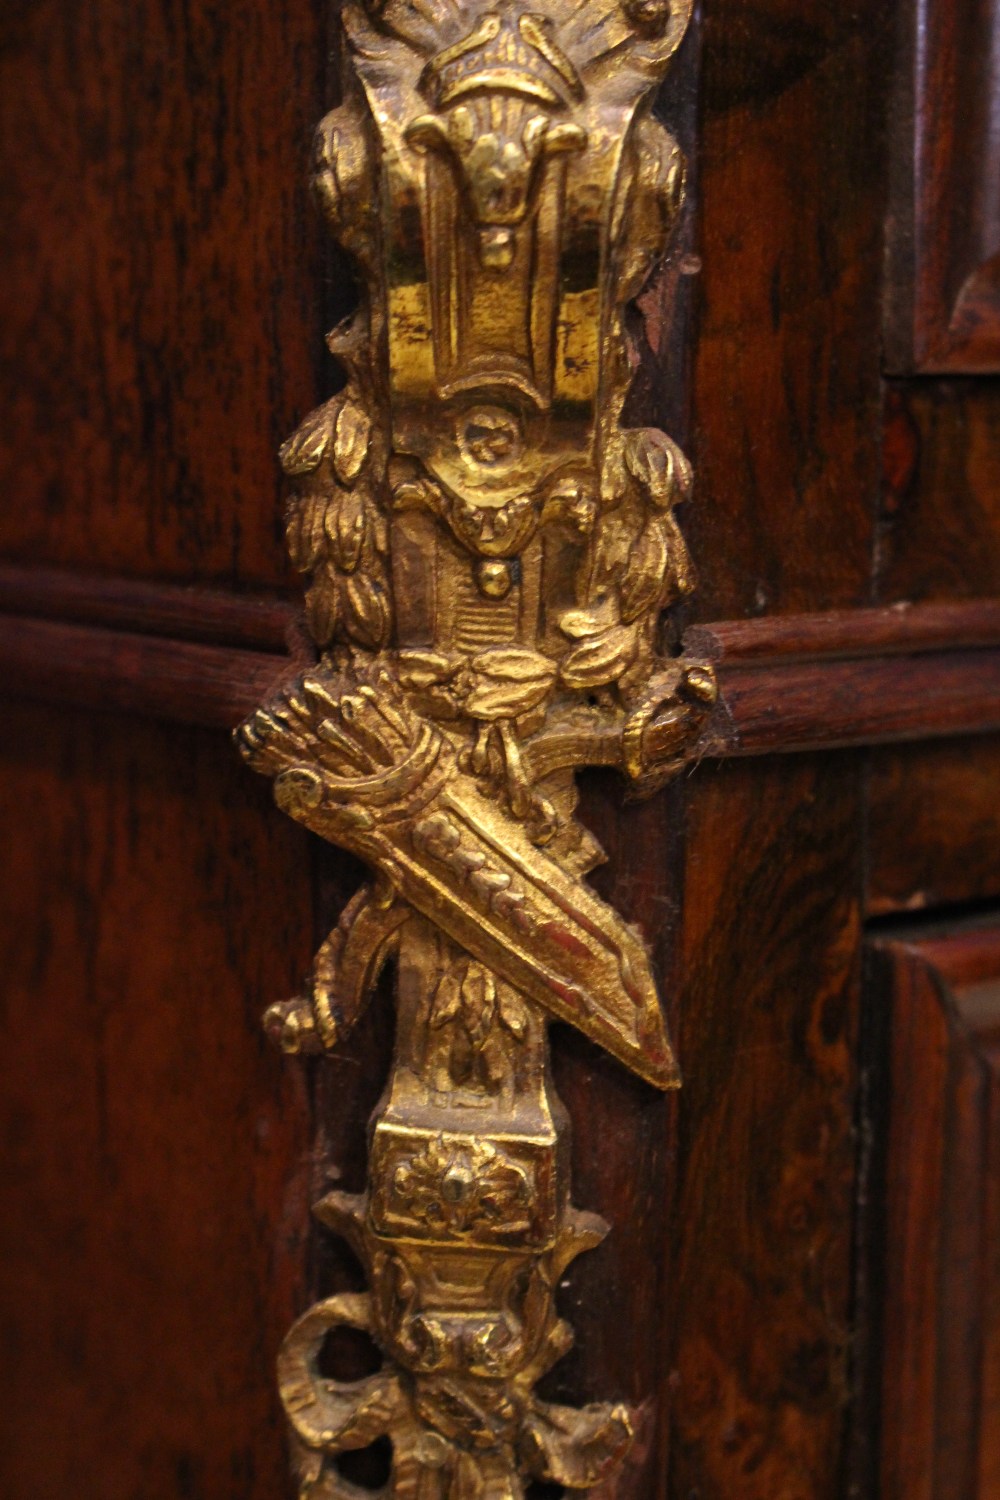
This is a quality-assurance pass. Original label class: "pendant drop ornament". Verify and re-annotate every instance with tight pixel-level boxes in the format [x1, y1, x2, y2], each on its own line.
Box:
[238, 0, 718, 1492]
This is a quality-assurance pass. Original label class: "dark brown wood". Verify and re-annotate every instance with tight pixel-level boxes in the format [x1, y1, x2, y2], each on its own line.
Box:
[0, 564, 296, 652]
[0, 615, 301, 731]
[0, 3, 333, 1493]
[877, 382, 1000, 604]
[682, 0, 890, 622]
[884, 0, 1000, 372]
[0, 700, 316, 1500]
[686, 599, 1000, 663]
[0, 0, 328, 588]
[660, 5, 896, 1491]
[715, 648, 1000, 756]
[9, 565, 999, 668]
[867, 737, 1000, 915]
[667, 755, 861, 1499]
[548, 782, 684, 1500]
[868, 923, 1000, 1500]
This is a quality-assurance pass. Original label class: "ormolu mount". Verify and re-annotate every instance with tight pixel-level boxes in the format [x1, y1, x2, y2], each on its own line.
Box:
[238, 0, 715, 1493]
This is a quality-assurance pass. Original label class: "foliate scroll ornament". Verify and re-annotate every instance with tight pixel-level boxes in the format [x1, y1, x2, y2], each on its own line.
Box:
[238, 0, 716, 1493]
[385, 1135, 533, 1240]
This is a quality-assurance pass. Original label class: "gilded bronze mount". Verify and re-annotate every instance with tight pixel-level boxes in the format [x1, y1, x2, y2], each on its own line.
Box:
[238, 0, 715, 1493]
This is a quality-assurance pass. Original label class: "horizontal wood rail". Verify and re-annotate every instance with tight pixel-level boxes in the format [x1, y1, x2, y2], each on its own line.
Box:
[2, 566, 999, 755]
[0, 563, 295, 652]
[685, 599, 1000, 663]
[0, 613, 296, 731]
[706, 649, 1000, 755]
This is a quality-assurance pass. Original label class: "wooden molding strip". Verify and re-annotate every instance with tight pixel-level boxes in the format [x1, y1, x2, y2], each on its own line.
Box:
[684, 598, 1000, 663]
[0, 613, 296, 731]
[709, 649, 1000, 756]
[686, 599, 1000, 754]
[0, 563, 295, 653]
[2, 574, 999, 754]
[1, 615, 998, 756]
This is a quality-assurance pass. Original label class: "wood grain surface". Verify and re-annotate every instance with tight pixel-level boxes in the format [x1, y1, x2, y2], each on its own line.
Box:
[683, 0, 891, 622]
[884, 0, 1000, 372]
[867, 737, 1000, 916]
[541, 781, 685, 1500]
[6, 599, 1000, 757]
[0, 563, 296, 651]
[687, 599, 1000, 662]
[0, 614, 299, 731]
[668, 755, 861, 1499]
[878, 382, 1000, 604]
[0, 701, 316, 1499]
[659, 3, 894, 1493]
[0, 0, 329, 587]
[867, 923, 1000, 1500]
[715, 648, 1000, 755]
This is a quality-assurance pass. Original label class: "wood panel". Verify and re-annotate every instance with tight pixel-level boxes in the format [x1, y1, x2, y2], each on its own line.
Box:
[868, 924, 1000, 1500]
[878, 382, 1000, 605]
[688, 600, 1000, 662]
[683, 0, 890, 621]
[667, 754, 862, 1498]
[884, 0, 1000, 372]
[0, 3, 995, 1500]
[867, 737, 1000, 916]
[660, 16, 895, 1486]
[547, 781, 684, 1499]
[0, 702, 316, 1500]
[0, 0, 329, 588]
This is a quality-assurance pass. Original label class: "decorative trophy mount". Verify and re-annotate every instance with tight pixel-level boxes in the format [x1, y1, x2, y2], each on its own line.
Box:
[237, 0, 716, 1493]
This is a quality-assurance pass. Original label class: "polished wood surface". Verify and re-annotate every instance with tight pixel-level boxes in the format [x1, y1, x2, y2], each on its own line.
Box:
[684, 0, 889, 621]
[0, 564, 295, 650]
[0, 614, 295, 731]
[879, 383, 1000, 602]
[867, 923, 1000, 1500]
[669, 755, 861, 1498]
[688, 599, 1000, 661]
[884, 0, 1000, 372]
[0, 702, 315, 1498]
[0, 0, 328, 587]
[868, 738, 1000, 916]
[715, 647, 1000, 754]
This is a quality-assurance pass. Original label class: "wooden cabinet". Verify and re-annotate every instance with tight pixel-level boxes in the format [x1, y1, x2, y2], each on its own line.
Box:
[1, 1, 998, 1497]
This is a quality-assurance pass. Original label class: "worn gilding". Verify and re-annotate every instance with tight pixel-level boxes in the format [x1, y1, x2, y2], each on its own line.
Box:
[238, 0, 715, 1492]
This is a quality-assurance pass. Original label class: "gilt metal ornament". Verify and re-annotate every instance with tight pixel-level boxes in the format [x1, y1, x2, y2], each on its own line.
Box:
[238, 0, 715, 1492]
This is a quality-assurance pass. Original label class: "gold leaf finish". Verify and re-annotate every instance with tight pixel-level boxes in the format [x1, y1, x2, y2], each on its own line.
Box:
[238, 0, 718, 1491]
